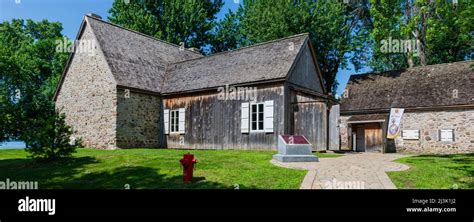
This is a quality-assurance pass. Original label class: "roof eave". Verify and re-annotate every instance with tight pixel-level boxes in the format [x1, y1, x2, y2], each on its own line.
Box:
[162, 78, 286, 96]
[341, 104, 474, 115]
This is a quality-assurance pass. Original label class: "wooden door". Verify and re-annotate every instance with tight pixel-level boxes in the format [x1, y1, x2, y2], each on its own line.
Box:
[364, 124, 383, 152]
[355, 127, 365, 152]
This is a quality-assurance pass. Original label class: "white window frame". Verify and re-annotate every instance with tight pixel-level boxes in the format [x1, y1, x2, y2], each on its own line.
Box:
[439, 129, 454, 142]
[170, 110, 180, 133]
[250, 102, 265, 132]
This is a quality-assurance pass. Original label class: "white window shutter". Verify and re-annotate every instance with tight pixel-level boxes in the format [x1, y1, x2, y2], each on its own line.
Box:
[178, 108, 185, 134]
[264, 100, 274, 133]
[241, 102, 249, 133]
[164, 109, 169, 134]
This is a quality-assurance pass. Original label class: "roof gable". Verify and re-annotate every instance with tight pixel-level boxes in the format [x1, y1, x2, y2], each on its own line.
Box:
[340, 61, 474, 111]
[85, 16, 202, 93]
[286, 40, 326, 94]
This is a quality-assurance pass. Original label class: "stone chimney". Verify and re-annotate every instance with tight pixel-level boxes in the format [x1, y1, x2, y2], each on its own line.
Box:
[86, 13, 102, 20]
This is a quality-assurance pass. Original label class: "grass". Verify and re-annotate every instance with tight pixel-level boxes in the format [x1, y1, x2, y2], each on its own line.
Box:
[314, 152, 343, 158]
[0, 148, 336, 189]
[388, 153, 474, 189]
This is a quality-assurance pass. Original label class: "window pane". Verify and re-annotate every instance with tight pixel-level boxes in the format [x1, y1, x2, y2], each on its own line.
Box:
[258, 112, 263, 122]
[170, 112, 174, 132]
[176, 113, 179, 125]
[252, 122, 257, 130]
[258, 104, 264, 113]
[258, 121, 264, 130]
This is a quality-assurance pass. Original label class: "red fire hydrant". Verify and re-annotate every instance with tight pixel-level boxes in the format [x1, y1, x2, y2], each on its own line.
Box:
[179, 153, 197, 183]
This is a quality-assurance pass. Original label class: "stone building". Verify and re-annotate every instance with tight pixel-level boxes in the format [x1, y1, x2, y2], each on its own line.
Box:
[339, 61, 473, 154]
[54, 14, 339, 150]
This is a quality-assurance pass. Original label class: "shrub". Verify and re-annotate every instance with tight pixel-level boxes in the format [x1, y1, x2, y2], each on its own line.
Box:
[24, 111, 82, 161]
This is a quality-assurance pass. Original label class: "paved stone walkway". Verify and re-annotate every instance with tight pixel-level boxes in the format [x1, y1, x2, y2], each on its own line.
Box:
[271, 153, 410, 189]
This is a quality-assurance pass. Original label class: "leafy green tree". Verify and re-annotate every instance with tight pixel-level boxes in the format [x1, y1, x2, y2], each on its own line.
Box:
[108, 0, 224, 52]
[421, 1, 473, 64]
[0, 19, 79, 160]
[211, 8, 244, 53]
[369, 0, 408, 71]
[369, 0, 473, 71]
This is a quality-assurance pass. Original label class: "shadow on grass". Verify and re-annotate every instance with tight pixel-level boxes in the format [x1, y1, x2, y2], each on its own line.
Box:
[0, 156, 252, 189]
[72, 166, 234, 189]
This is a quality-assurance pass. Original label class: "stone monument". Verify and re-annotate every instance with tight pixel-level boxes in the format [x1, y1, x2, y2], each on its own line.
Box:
[273, 135, 318, 162]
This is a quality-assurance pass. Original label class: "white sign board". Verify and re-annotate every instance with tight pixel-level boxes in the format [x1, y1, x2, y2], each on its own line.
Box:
[402, 130, 419, 140]
[440, 129, 454, 142]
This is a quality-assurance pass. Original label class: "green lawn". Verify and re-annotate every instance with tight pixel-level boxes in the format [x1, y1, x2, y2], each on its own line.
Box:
[314, 152, 343, 158]
[0, 148, 328, 189]
[388, 153, 474, 189]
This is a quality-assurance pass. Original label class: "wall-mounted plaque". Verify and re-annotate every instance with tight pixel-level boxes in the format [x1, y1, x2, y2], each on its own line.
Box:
[402, 130, 419, 140]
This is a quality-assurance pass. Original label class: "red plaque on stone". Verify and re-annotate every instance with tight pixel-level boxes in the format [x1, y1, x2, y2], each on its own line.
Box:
[280, 135, 310, 144]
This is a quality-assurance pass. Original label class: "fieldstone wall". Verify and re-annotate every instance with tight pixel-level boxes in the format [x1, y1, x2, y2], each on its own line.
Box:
[339, 110, 474, 154]
[116, 89, 163, 148]
[55, 23, 117, 149]
[395, 110, 473, 154]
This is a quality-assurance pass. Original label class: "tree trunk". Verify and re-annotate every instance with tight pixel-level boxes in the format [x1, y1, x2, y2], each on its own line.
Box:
[407, 56, 414, 68]
[414, 29, 428, 66]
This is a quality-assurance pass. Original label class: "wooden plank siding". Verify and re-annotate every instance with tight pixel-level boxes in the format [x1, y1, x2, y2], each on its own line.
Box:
[160, 40, 332, 151]
[163, 83, 285, 150]
[284, 40, 331, 151]
[288, 90, 328, 150]
[287, 43, 325, 94]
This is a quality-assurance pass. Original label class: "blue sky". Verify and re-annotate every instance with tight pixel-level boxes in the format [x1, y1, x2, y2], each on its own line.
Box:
[0, 0, 366, 96]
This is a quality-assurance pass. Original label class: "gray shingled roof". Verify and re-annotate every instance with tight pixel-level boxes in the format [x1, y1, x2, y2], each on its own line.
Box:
[340, 61, 474, 111]
[162, 34, 309, 94]
[86, 16, 203, 93]
[85, 16, 309, 94]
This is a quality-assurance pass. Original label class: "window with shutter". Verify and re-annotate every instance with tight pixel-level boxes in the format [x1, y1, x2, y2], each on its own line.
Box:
[250, 103, 264, 131]
[169, 110, 180, 133]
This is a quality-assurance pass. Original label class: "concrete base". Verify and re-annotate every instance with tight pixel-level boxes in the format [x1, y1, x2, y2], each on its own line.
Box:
[273, 154, 318, 162]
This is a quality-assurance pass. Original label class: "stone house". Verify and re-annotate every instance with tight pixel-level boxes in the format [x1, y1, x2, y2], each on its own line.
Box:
[339, 61, 473, 154]
[54, 14, 338, 150]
